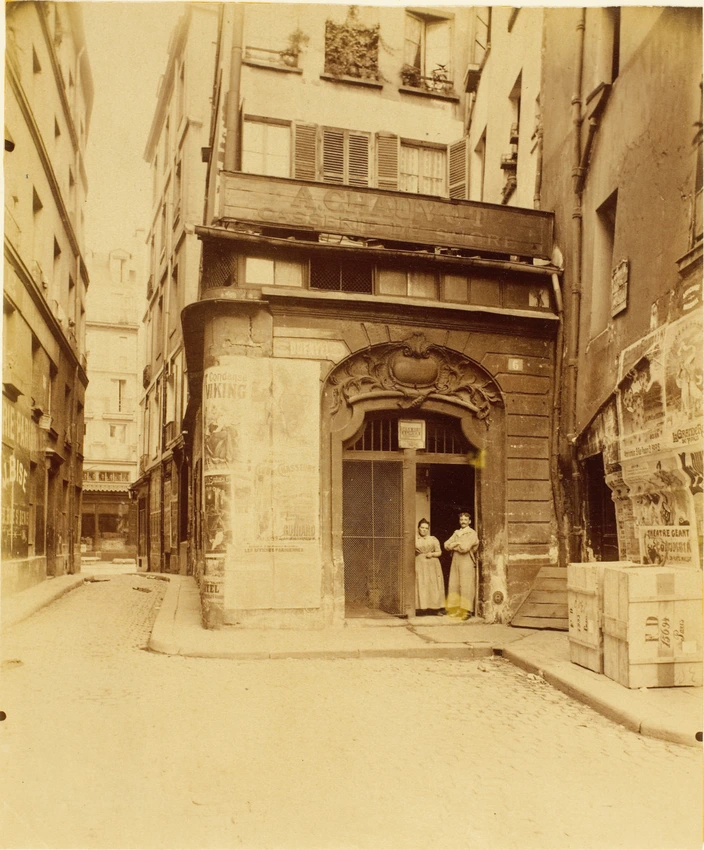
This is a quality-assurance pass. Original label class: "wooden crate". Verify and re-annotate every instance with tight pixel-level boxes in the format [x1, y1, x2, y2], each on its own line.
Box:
[603, 566, 703, 689]
[567, 562, 635, 673]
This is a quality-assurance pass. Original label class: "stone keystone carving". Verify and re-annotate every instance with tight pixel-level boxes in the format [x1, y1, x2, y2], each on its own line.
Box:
[329, 333, 502, 424]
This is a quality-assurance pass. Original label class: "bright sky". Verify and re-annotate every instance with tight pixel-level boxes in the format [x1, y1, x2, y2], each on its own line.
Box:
[82, 2, 184, 255]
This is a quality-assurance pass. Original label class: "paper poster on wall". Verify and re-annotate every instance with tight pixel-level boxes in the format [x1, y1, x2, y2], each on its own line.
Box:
[617, 348, 666, 461]
[664, 314, 703, 451]
[639, 525, 699, 568]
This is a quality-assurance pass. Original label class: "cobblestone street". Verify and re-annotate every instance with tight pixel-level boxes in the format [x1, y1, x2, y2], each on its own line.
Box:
[1, 576, 701, 849]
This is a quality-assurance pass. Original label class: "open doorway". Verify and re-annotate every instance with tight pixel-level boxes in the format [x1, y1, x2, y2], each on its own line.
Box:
[417, 464, 476, 594]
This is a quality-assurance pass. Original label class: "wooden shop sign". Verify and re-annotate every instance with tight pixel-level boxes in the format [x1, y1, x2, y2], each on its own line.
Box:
[222, 173, 554, 259]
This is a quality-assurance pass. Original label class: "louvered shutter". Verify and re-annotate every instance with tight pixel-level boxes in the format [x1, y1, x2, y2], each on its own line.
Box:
[448, 137, 468, 199]
[376, 132, 399, 190]
[322, 127, 345, 184]
[348, 132, 370, 187]
[293, 123, 317, 181]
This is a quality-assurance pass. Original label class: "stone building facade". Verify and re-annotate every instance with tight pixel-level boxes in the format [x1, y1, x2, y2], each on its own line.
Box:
[539, 8, 702, 574]
[81, 242, 144, 562]
[180, 4, 562, 628]
[134, 3, 219, 574]
[3, 2, 92, 593]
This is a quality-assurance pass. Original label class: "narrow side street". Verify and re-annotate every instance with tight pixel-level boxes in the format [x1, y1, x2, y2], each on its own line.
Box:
[1, 577, 701, 850]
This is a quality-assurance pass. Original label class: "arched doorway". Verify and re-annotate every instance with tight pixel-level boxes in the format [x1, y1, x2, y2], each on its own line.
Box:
[323, 333, 505, 623]
[342, 411, 478, 618]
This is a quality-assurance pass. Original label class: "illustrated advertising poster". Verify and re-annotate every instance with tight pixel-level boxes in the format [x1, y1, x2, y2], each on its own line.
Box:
[639, 525, 699, 568]
[617, 345, 666, 462]
[664, 313, 703, 453]
[622, 453, 700, 568]
[2, 398, 33, 559]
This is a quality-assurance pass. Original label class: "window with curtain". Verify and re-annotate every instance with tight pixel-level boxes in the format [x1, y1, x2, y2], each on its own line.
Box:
[399, 143, 447, 196]
[404, 13, 451, 80]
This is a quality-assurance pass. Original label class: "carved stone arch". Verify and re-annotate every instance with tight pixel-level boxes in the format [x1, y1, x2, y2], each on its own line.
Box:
[321, 332, 508, 625]
[323, 332, 505, 432]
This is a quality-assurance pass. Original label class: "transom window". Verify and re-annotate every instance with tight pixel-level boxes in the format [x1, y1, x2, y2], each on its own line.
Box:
[378, 268, 438, 299]
[348, 414, 470, 454]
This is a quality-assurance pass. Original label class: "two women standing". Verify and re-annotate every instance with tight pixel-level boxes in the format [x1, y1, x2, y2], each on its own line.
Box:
[415, 512, 479, 620]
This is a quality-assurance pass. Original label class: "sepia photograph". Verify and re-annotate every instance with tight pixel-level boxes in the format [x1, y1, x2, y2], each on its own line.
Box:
[2, 2, 702, 848]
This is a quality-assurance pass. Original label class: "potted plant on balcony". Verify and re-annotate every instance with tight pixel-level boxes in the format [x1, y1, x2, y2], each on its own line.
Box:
[401, 63, 421, 88]
[280, 27, 309, 67]
[324, 6, 380, 81]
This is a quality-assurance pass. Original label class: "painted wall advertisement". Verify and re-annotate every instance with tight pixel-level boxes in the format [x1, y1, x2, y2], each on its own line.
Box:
[2, 398, 34, 559]
[203, 357, 322, 610]
[617, 314, 703, 568]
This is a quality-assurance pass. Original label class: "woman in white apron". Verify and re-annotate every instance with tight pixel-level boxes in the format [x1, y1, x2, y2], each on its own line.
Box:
[444, 512, 479, 620]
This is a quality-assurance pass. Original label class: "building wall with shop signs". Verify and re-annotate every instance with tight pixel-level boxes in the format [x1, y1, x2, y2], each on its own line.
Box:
[541, 7, 702, 568]
[190, 294, 558, 627]
[3, 3, 91, 593]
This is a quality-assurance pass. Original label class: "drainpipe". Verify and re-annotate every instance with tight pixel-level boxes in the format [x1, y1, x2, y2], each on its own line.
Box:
[549, 271, 568, 567]
[564, 9, 586, 563]
[223, 4, 244, 174]
[533, 119, 543, 210]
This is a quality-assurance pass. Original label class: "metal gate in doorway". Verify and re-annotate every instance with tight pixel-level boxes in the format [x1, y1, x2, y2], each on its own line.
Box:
[342, 460, 405, 617]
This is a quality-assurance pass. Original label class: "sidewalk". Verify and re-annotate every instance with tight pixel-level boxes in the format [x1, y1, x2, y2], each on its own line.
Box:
[3, 573, 700, 748]
[151, 576, 702, 748]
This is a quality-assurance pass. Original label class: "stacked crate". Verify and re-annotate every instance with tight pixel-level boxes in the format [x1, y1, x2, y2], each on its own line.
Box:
[602, 566, 702, 689]
[567, 562, 635, 673]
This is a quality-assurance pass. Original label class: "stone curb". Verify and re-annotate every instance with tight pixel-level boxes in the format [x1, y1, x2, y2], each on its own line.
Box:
[147, 575, 179, 655]
[2, 575, 86, 630]
[501, 644, 699, 749]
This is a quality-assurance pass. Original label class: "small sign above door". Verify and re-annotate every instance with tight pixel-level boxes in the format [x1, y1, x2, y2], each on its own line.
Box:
[398, 419, 426, 449]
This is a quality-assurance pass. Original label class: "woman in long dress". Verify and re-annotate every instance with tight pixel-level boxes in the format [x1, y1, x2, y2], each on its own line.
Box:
[444, 512, 479, 620]
[415, 519, 446, 616]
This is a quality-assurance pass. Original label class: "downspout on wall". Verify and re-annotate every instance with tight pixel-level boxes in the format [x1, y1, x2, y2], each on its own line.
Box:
[563, 8, 586, 563]
[223, 4, 244, 174]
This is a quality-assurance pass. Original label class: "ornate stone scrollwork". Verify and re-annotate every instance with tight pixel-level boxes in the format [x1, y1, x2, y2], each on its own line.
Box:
[329, 333, 502, 425]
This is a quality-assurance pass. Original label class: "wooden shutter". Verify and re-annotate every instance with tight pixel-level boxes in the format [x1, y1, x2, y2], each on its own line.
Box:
[448, 137, 468, 199]
[294, 123, 317, 181]
[322, 127, 345, 184]
[376, 132, 399, 190]
[348, 132, 370, 187]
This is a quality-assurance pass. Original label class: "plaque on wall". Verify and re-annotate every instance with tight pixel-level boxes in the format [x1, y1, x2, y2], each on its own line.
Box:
[611, 258, 629, 317]
[398, 419, 426, 449]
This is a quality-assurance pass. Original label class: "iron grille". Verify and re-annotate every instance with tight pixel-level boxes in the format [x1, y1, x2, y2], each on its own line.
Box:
[310, 258, 373, 293]
[343, 460, 404, 616]
[348, 414, 471, 454]
[201, 241, 237, 290]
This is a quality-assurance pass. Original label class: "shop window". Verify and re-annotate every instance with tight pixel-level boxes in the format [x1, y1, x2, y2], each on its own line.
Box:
[399, 142, 447, 196]
[245, 257, 304, 288]
[242, 118, 291, 178]
[378, 268, 437, 299]
[98, 514, 120, 534]
[403, 13, 451, 90]
[310, 258, 373, 293]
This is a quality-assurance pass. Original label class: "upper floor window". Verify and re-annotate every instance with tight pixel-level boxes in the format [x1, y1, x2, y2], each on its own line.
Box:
[242, 118, 291, 178]
[378, 267, 437, 299]
[403, 12, 451, 89]
[399, 141, 447, 196]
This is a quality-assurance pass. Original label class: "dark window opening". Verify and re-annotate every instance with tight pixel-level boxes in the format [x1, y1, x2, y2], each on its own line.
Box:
[310, 258, 373, 293]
